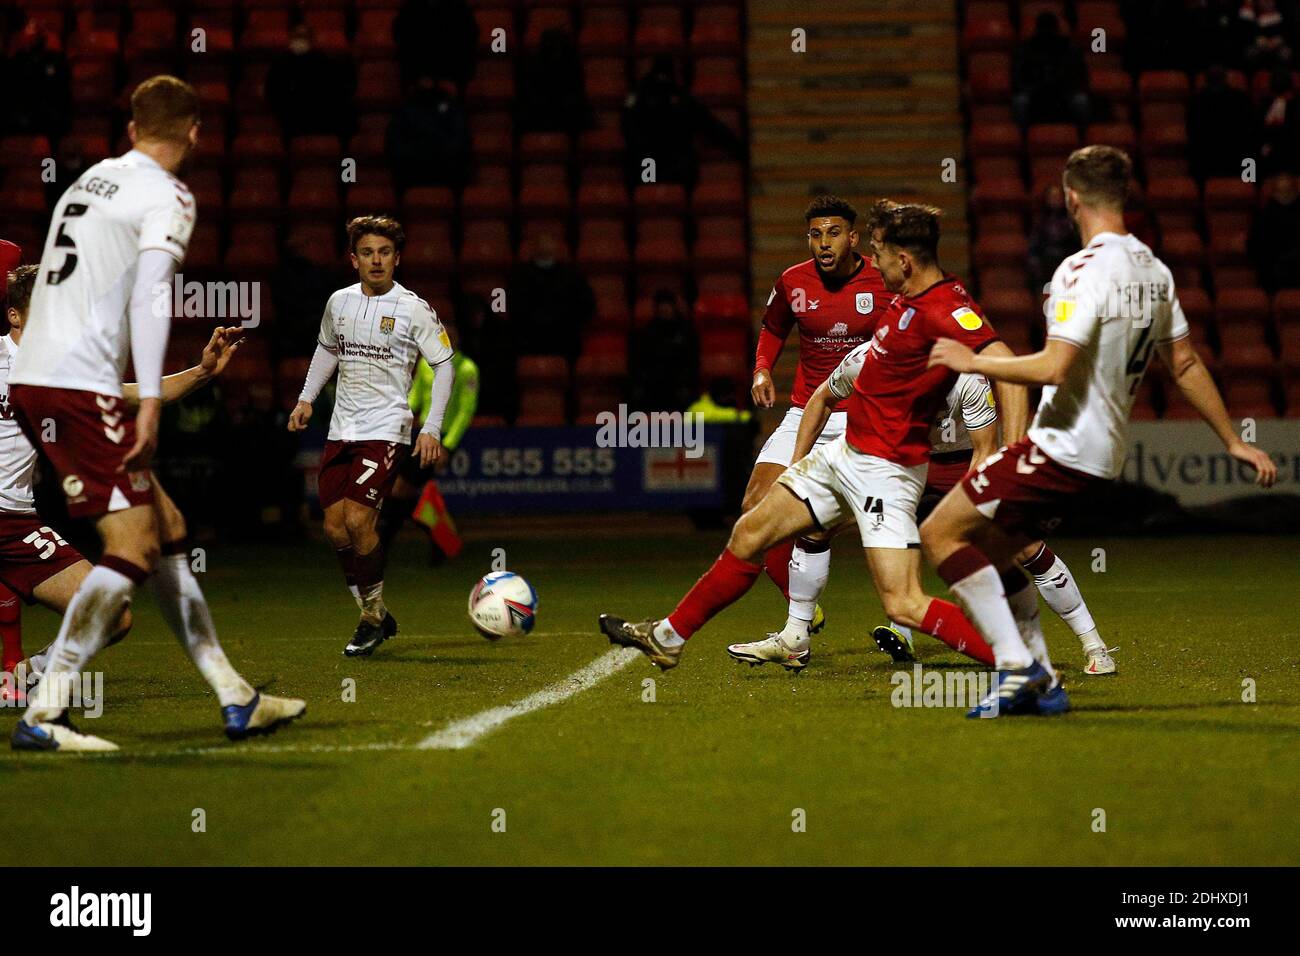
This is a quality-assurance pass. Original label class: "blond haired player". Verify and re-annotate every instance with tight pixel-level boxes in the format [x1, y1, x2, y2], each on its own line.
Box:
[926, 145, 1276, 717]
[8, 76, 305, 751]
[288, 215, 455, 657]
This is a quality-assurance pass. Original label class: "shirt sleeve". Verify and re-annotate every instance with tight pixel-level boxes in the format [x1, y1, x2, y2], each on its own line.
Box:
[1158, 271, 1191, 344]
[754, 274, 796, 371]
[409, 297, 454, 367]
[960, 373, 998, 432]
[127, 248, 178, 400]
[827, 342, 870, 400]
[938, 299, 1001, 352]
[1044, 263, 1102, 347]
[138, 186, 195, 263]
[318, 292, 340, 351]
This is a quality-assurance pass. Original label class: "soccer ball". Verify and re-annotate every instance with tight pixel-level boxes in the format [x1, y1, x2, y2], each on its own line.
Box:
[468, 571, 538, 641]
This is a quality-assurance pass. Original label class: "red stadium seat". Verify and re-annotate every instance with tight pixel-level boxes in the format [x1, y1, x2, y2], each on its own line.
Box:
[634, 183, 688, 217]
[1211, 266, 1258, 292]
[1140, 121, 1188, 158]
[524, 7, 572, 50]
[1087, 66, 1133, 107]
[1274, 290, 1300, 330]
[576, 175, 630, 217]
[589, 276, 631, 330]
[693, 161, 745, 215]
[224, 222, 278, 273]
[973, 232, 1030, 266]
[345, 181, 398, 219]
[1222, 377, 1279, 418]
[634, 6, 685, 55]
[355, 9, 398, 59]
[1278, 322, 1300, 372]
[288, 170, 340, 216]
[635, 218, 688, 269]
[1138, 70, 1190, 102]
[578, 114, 625, 159]
[1026, 124, 1079, 157]
[692, 216, 747, 271]
[517, 355, 571, 389]
[1207, 231, 1251, 270]
[462, 167, 514, 218]
[971, 177, 1029, 214]
[402, 186, 456, 219]
[579, 9, 628, 55]
[474, 7, 514, 56]
[1215, 288, 1271, 328]
[355, 62, 401, 111]
[969, 122, 1020, 158]
[1083, 122, 1136, 154]
[467, 61, 516, 109]
[577, 219, 630, 274]
[1145, 176, 1199, 212]
[691, 6, 742, 56]
[519, 132, 571, 163]
[691, 57, 744, 108]
[518, 165, 571, 216]
[585, 57, 630, 108]
[968, 53, 1013, 102]
[228, 168, 282, 218]
[1218, 323, 1276, 375]
[460, 220, 513, 274]
[1158, 230, 1205, 270]
[1203, 178, 1256, 212]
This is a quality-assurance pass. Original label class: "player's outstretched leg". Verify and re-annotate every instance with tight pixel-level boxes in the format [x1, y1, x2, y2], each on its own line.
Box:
[727, 534, 831, 671]
[1019, 541, 1115, 675]
[999, 566, 1070, 715]
[149, 486, 304, 739]
[602, 484, 816, 670]
[326, 498, 397, 658]
[921, 490, 1057, 718]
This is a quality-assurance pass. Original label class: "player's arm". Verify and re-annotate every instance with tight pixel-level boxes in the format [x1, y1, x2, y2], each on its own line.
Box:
[1158, 335, 1277, 487]
[122, 326, 244, 408]
[967, 421, 999, 470]
[411, 301, 456, 468]
[120, 248, 180, 472]
[979, 341, 1030, 442]
[930, 337, 1080, 387]
[288, 297, 341, 433]
[752, 276, 795, 408]
[791, 379, 835, 463]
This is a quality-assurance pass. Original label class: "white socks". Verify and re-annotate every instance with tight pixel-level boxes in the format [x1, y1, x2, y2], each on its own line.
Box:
[151, 553, 254, 708]
[1028, 553, 1099, 646]
[950, 564, 1033, 670]
[24, 565, 133, 725]
[654, 619, 685, 647]
[1005, 576, 1055, 685]
[780, 541, 830, 644]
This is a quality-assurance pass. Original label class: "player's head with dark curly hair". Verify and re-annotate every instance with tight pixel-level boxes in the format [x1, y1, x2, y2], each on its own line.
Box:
[869, 202, 943, 292]
[347, 216, 405, 293]
[1063, 145, 1131, 214]
[4, 264, 39, 336]
[804, 195, 859, 225]
[804, 195, 861, 275]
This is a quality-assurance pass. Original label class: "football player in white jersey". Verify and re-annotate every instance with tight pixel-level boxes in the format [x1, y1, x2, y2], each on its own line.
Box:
[288, 215, 456, 657]
[3, 265, 246, 703]
[8, 76, 306, 750]
[926, 145, 1276, 718]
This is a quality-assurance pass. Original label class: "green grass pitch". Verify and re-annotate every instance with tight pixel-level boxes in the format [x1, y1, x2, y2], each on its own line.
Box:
[2, 529, 1296, 866]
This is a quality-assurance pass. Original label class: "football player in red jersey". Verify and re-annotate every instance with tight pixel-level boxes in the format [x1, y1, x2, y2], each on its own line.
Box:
[742, 196, 888, 640]
[600, 204, 1022, 673]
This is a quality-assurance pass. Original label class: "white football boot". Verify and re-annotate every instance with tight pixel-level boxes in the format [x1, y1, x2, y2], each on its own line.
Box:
[1082, 644, 1118, 675]
[11, 715, 118, 752]
[726, 633, 810, 672]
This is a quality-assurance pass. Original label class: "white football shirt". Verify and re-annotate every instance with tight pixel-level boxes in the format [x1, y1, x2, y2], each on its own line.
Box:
[319, 282, 454, 443]
[828, 343, 995, 453]
[0, 336, 37, 514]
[1030, 231, 1188, 479]
[10, 150, 194, 397]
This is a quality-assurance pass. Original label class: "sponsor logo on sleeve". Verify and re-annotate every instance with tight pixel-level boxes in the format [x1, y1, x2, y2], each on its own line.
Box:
[1053, 299, 1076, 323]
[951, 307, 983, 331]
[898, 307, 915, 330]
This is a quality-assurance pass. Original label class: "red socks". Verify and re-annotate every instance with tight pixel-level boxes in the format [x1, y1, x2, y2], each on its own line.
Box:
[763, 539, 794, 599]
[668, 549, 763, 639]
[0, 584, 20, 675]
[920, 597, 995, 666]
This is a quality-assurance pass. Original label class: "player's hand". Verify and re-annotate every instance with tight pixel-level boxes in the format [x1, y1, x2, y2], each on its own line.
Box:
[121, 398, 160, 472]
[929, 338, 976, 373]
[1227, 439, 1277, 488]
[751, 369, 776, 408]
[415, 433, 445, 469]
[287, 401, 313, 432]
[200, 325, 245, 377]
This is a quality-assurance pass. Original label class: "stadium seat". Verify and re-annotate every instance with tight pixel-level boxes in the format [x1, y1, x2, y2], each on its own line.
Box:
[973, 232, 1030, 265]
[1278, 322, 1300, 373]
[634, 6, 685, 55]
[402, 225, 457, 276]
[967, 54, 1013, 102]
[355, 62, 401, 111]
[634, 218, 688, 269]
[1208, 231, 1251, 270]
[463, 166, 514, 218]
[517, 355, 571, 390]
[524, 7, 573, 50]
[518, 165, 571, 216]
[355, 10, 398, 59]
[589, 275, 631, 329]
[693, 161, 744, 215]
[1138, 70, 1190, 102]
[515, 387, 568, 426]
[460, 220, 514, 274]
[971, 177, 1029, 214]
[1203, 178, 1256, 213]
[1026, 124, 1079, 157]
[1274, 290, 1300, 330]
[1215, 289, 1271, 329]
[691, 6, 742, 56]
[1087, 66, 1133, 110]
[584, 57, 630, 108]
[634, 183, 688, 217]
[228, 168, 282, 218]
[1083, 122, 1136, 154]
[969, 123, 1021, 158]
[1140, 121, 1188, 158]
[578, 219, 630, 274]
[1158, 230, 1204, 271]
[223, 222, 279, 273]
[691, 57, 744, 108]
[467, 61, 516, 109]
[402, 186, 456, 219]
[579, 8, 629, 55]
[1221, 376, 1279, 418]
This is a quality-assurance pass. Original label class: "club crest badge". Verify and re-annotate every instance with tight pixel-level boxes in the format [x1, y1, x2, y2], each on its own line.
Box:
[380, 315, 395, 334]
[856, 292, 874, 314]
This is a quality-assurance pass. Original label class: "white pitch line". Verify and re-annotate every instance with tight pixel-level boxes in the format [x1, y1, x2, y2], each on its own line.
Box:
[418, 646, 642, 750]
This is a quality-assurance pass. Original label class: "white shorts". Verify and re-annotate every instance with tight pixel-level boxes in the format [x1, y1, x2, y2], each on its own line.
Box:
[755, 407, 847, 467]
[777, 436, 927, 549]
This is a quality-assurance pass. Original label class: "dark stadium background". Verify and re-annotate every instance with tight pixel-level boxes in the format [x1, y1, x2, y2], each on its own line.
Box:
[2, 0, 1297, 542]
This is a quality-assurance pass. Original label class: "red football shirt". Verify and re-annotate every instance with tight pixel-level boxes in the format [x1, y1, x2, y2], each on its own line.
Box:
[845, 275, 1000, 466]
[755, 256, 888, 409]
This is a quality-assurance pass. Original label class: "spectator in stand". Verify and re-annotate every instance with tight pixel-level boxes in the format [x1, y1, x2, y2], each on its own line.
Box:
[1259, 66, 1300, 175]
[631, 290, 698, 412]
[1011, 12, 1091, 127]
[1249, 172, 1300, 290]
[1189, 64, 1259, 179]
[2, 16, 70, 140]
[385, 75, 471, 192]
[393, 0, 479, 92]
[622, 55, 745, 187]
[1027, 184, 1077, 295]
[271, 234, 344, 361]
[507, 231, 595, 362]
[457, 293, 516, 421]
[266, 24, 357, 140]
[516, 27, 590, 135]
[1240, 0, 1293, 70]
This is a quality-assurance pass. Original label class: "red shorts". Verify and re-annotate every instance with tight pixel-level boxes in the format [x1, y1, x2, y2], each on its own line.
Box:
[9, 385, 154, 519]
[318, 439, 409, 510]
[924, 452, 974, 497]
[960, 437, 1104, 537]
[0, 512, 84, 602]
